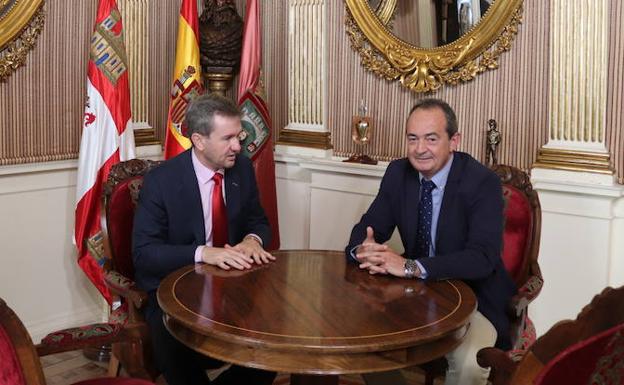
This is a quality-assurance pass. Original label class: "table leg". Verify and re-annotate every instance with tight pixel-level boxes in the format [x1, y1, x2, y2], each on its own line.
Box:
[290, 374, 339, 385]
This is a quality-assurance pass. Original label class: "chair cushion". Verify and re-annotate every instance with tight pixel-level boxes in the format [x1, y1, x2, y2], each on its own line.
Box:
[41, 323, 121, 348]
[73, 378, 154, 385]
[501, 185, 533, 286]
[534, 323, 624, 385]
[108, 177, 143, 279]
[0, 326, 26, 385]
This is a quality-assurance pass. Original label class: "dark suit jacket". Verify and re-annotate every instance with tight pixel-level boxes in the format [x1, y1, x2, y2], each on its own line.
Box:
[133, 149, 270, 293]
[346, 151, 516, 349]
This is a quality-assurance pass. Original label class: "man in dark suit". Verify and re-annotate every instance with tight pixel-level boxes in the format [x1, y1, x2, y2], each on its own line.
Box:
[133, 93, 276, 385]
[346, 98, 516, 385]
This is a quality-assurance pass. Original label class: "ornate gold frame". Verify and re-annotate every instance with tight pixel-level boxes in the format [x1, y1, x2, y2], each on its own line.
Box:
[345, 0, 523, 93]
[0, 0, 45, 81]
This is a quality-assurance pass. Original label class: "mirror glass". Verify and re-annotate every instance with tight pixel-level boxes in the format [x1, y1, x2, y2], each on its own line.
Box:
[377, 0, 494, 48]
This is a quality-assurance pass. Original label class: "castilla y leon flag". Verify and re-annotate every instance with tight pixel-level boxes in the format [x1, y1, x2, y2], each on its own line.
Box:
[237, 0, 280, 251]
[164, 0, 203, 159]
[75, 0, 135, 304]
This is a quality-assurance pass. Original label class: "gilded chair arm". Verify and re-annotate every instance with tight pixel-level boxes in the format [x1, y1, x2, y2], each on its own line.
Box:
[477, 347, 517, 385]
[36, 323, 126, 356]
[104, 270, 148, 310]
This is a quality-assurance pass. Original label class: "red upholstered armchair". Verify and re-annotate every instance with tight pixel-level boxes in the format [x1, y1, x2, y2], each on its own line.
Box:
[533, 323, 624, 385]
[491, 164, 543, 349]
[100, 159, 162, 380]
[493, 285, 624, 385]
[420, 164, 544, 385]
[0, 297, 154, 385]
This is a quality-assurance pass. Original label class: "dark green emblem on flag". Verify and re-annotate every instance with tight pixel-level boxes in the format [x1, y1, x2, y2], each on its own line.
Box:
[238, 97, 270, 159]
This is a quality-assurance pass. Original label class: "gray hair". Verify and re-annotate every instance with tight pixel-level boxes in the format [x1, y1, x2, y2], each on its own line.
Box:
[184, 93, 241, 138]
[408, 98, 458, 138]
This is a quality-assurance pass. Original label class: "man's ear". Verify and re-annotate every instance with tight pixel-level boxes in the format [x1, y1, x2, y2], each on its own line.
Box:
[450, 132, 461, 151]
[190, 133, 203, 149]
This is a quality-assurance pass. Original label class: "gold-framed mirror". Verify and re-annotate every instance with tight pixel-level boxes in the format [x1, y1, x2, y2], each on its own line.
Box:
[0, 0, 45, 81]
[345, 0, 523, 92]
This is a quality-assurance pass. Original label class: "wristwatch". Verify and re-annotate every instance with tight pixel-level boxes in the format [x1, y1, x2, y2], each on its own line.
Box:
[404, 259, 419, 279]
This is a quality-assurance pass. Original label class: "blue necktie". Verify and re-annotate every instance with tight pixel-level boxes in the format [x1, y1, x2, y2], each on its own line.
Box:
[416, 179, 436, 259]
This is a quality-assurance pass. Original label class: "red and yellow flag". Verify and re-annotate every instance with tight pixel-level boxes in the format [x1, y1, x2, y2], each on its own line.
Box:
[237, 0, 280, 251]
[164, 0, 203, 159]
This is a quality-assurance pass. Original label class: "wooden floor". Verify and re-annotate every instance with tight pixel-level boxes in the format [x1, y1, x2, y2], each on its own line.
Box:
[41, 351, 432, 385]
[41, 351, 110, 385]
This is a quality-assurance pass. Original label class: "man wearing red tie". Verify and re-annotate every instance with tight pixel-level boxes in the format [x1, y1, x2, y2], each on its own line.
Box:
[133, 93, 275, 385]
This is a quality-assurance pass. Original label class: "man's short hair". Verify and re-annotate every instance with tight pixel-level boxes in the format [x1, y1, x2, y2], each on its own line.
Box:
[184, 93, 241, 138]
[408, 98, 458, 138]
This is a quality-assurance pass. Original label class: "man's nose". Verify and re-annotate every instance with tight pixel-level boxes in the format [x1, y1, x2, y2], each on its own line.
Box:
[415, 139, 427, 153]
[231, 138, 242, 152]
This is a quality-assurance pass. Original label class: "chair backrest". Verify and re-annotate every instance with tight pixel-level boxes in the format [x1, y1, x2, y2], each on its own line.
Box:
[533, 322, 624, 385]
[509, 285, 624, 385]
[0, 298, 46, 385]
[490, 164, 541, 288]
[101, 159, 162, 280]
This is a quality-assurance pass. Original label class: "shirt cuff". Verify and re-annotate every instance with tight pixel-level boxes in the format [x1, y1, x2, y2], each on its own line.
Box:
[349, 245, 360, 262]
[194, 245, 204, 263]
[244, 233, 263, 246]
[415, 259, 428, 279]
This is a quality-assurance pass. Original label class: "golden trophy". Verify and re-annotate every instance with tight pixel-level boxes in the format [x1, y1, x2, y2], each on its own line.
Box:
[344, 100, 378, 165]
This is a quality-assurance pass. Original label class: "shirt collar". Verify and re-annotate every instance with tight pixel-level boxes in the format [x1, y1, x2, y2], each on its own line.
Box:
[419, 153, 454, 189]
[191, 149, 223, 184]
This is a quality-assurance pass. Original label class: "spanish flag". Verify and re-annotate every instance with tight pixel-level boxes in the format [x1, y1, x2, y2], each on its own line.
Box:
[164, 0, 203, 159]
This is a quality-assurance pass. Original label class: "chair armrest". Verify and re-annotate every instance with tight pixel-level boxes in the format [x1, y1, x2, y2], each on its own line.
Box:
[477, 347, 517, 385]
[36, 323, 125, 356]
[510, 274, 543, 318]
[104, 270, 148, 310]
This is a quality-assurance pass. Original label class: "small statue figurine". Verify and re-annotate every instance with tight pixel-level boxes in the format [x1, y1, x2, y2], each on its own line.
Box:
[199, 0, 243, 69]
[486, 118, 501, 165]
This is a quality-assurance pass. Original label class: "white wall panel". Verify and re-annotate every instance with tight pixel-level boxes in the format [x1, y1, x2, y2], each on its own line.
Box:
[0, 162, 103, 342]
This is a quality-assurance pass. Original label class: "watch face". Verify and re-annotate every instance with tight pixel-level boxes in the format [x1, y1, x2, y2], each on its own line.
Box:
[404, 260, 415, 278]
[404, 259, 418, 278]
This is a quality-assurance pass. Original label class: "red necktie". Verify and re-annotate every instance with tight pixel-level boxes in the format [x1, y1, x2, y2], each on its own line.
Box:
[211, 173, 228, 247]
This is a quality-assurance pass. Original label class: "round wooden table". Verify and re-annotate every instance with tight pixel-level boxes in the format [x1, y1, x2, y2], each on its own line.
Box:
[158, 250, 476, 384]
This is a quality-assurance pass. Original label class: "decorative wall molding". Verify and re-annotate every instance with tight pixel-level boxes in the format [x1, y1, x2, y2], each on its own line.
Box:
[277, 128, 333, 150]
[282, 0, 329, 151]
[534, 148, 612, 175]
[534, 0, 612, 175]
[118, 0, 158, 146]
[345, 0, 524, 92]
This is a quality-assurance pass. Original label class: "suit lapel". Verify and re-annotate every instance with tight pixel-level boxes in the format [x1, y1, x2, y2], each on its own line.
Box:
[224, 163, 241, 242]
[405, 166, 421, 257]
[180, 150, 206, 244]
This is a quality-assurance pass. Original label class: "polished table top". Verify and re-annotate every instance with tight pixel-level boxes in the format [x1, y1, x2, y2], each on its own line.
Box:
[158, 250, 477, 375]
